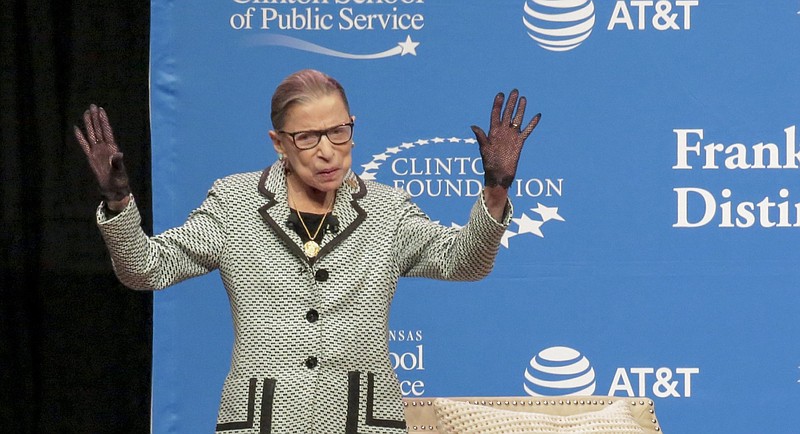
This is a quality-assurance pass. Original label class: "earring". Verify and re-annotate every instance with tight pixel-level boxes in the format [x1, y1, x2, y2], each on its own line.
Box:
[278, 153, 284, 160]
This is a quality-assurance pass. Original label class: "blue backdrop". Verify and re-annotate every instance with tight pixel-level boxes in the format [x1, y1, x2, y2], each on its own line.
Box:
[149, 1, 800, 432]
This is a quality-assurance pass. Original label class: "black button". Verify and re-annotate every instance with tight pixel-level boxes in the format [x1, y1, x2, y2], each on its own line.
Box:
[315, 269, 329, 282]
[306, 309, 319, 323]
[305, 356, 318, 369]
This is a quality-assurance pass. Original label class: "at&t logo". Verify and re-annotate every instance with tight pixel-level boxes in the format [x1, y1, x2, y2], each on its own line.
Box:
[523, 346, 597, 395]
[608, 367, 699, 398]
[522, 0, 699, 52]
[607, 0, 698, 31]
[523, 346, 700, 398]
[523, 0, 596, 52]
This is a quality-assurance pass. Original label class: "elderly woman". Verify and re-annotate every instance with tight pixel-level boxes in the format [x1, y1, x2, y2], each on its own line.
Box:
[75, 69, 540, 433]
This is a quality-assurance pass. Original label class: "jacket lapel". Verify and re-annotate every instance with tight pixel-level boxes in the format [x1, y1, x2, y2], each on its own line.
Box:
[257, 160, 368, 264]
[316, 172, 367, 262]
[257, 163, 307, 261]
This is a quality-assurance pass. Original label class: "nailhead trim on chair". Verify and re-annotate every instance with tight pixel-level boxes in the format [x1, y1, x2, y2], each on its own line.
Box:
[403, 397, 661, 433]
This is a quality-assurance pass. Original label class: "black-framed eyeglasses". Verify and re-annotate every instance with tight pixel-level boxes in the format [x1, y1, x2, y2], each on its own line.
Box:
[278, 122, 355, 150]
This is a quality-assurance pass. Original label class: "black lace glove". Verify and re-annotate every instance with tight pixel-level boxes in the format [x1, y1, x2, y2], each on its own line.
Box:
[471, 89, 541, 188]
[74, 104, 131, 202]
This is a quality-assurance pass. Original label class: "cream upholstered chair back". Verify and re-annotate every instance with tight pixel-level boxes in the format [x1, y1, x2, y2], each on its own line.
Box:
[403, 396, 662, 434]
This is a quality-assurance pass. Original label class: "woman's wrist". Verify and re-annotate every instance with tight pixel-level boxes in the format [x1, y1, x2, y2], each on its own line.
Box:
[483, 185, 509, 222]
[105, 194, 131, 213]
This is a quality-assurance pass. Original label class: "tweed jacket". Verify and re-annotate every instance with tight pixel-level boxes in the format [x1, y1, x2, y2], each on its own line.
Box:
[97, 160, 511, 433]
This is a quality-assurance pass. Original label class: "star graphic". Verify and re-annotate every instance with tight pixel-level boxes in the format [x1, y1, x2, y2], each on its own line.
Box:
[400, 142, 415, 149]
[361, 161, 381, 171]
[372, 153, 390, 161]
[500, 230, 517, 248]
[447, 137, 461, 143]
[531, 203, 565, 222]
[415, 139, 429, 146]
[431, 137, 446, 143]
[512, 213, 544, 238]
[464, 138, 477, 144]
[398, 35, 420, 56]
[386, 146, 402, 154]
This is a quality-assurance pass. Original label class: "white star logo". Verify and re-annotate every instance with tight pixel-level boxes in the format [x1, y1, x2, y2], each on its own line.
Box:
[513, 213, 544, 238]
[531, 203, 565, 222]
[398, 35, 420, 56]
[361, 161, 381, 171]
[500, 230, 518, 248]
[252, 34, 421, 60]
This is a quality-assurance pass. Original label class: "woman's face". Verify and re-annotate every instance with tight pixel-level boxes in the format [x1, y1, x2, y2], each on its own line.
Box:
[270, 94, 354, 197]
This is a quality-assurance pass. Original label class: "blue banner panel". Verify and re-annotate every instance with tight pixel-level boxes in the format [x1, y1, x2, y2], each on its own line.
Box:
[150, 1, 800, 432]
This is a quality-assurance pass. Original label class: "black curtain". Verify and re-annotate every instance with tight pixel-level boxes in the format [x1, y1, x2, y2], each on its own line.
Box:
[1, 1, 152, 432]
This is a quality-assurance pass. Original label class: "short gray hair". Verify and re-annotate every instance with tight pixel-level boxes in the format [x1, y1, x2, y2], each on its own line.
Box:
[270, 69, 350, 130]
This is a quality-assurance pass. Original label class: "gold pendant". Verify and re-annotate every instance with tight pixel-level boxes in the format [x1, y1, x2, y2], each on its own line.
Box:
[303, 240, 321, 258]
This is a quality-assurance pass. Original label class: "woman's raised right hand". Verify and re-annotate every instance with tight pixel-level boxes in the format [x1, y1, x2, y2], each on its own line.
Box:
[74, 104, 131, 210]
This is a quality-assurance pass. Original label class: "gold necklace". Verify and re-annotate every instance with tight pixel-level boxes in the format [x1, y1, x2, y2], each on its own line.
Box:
[289, 190, 332, 258]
